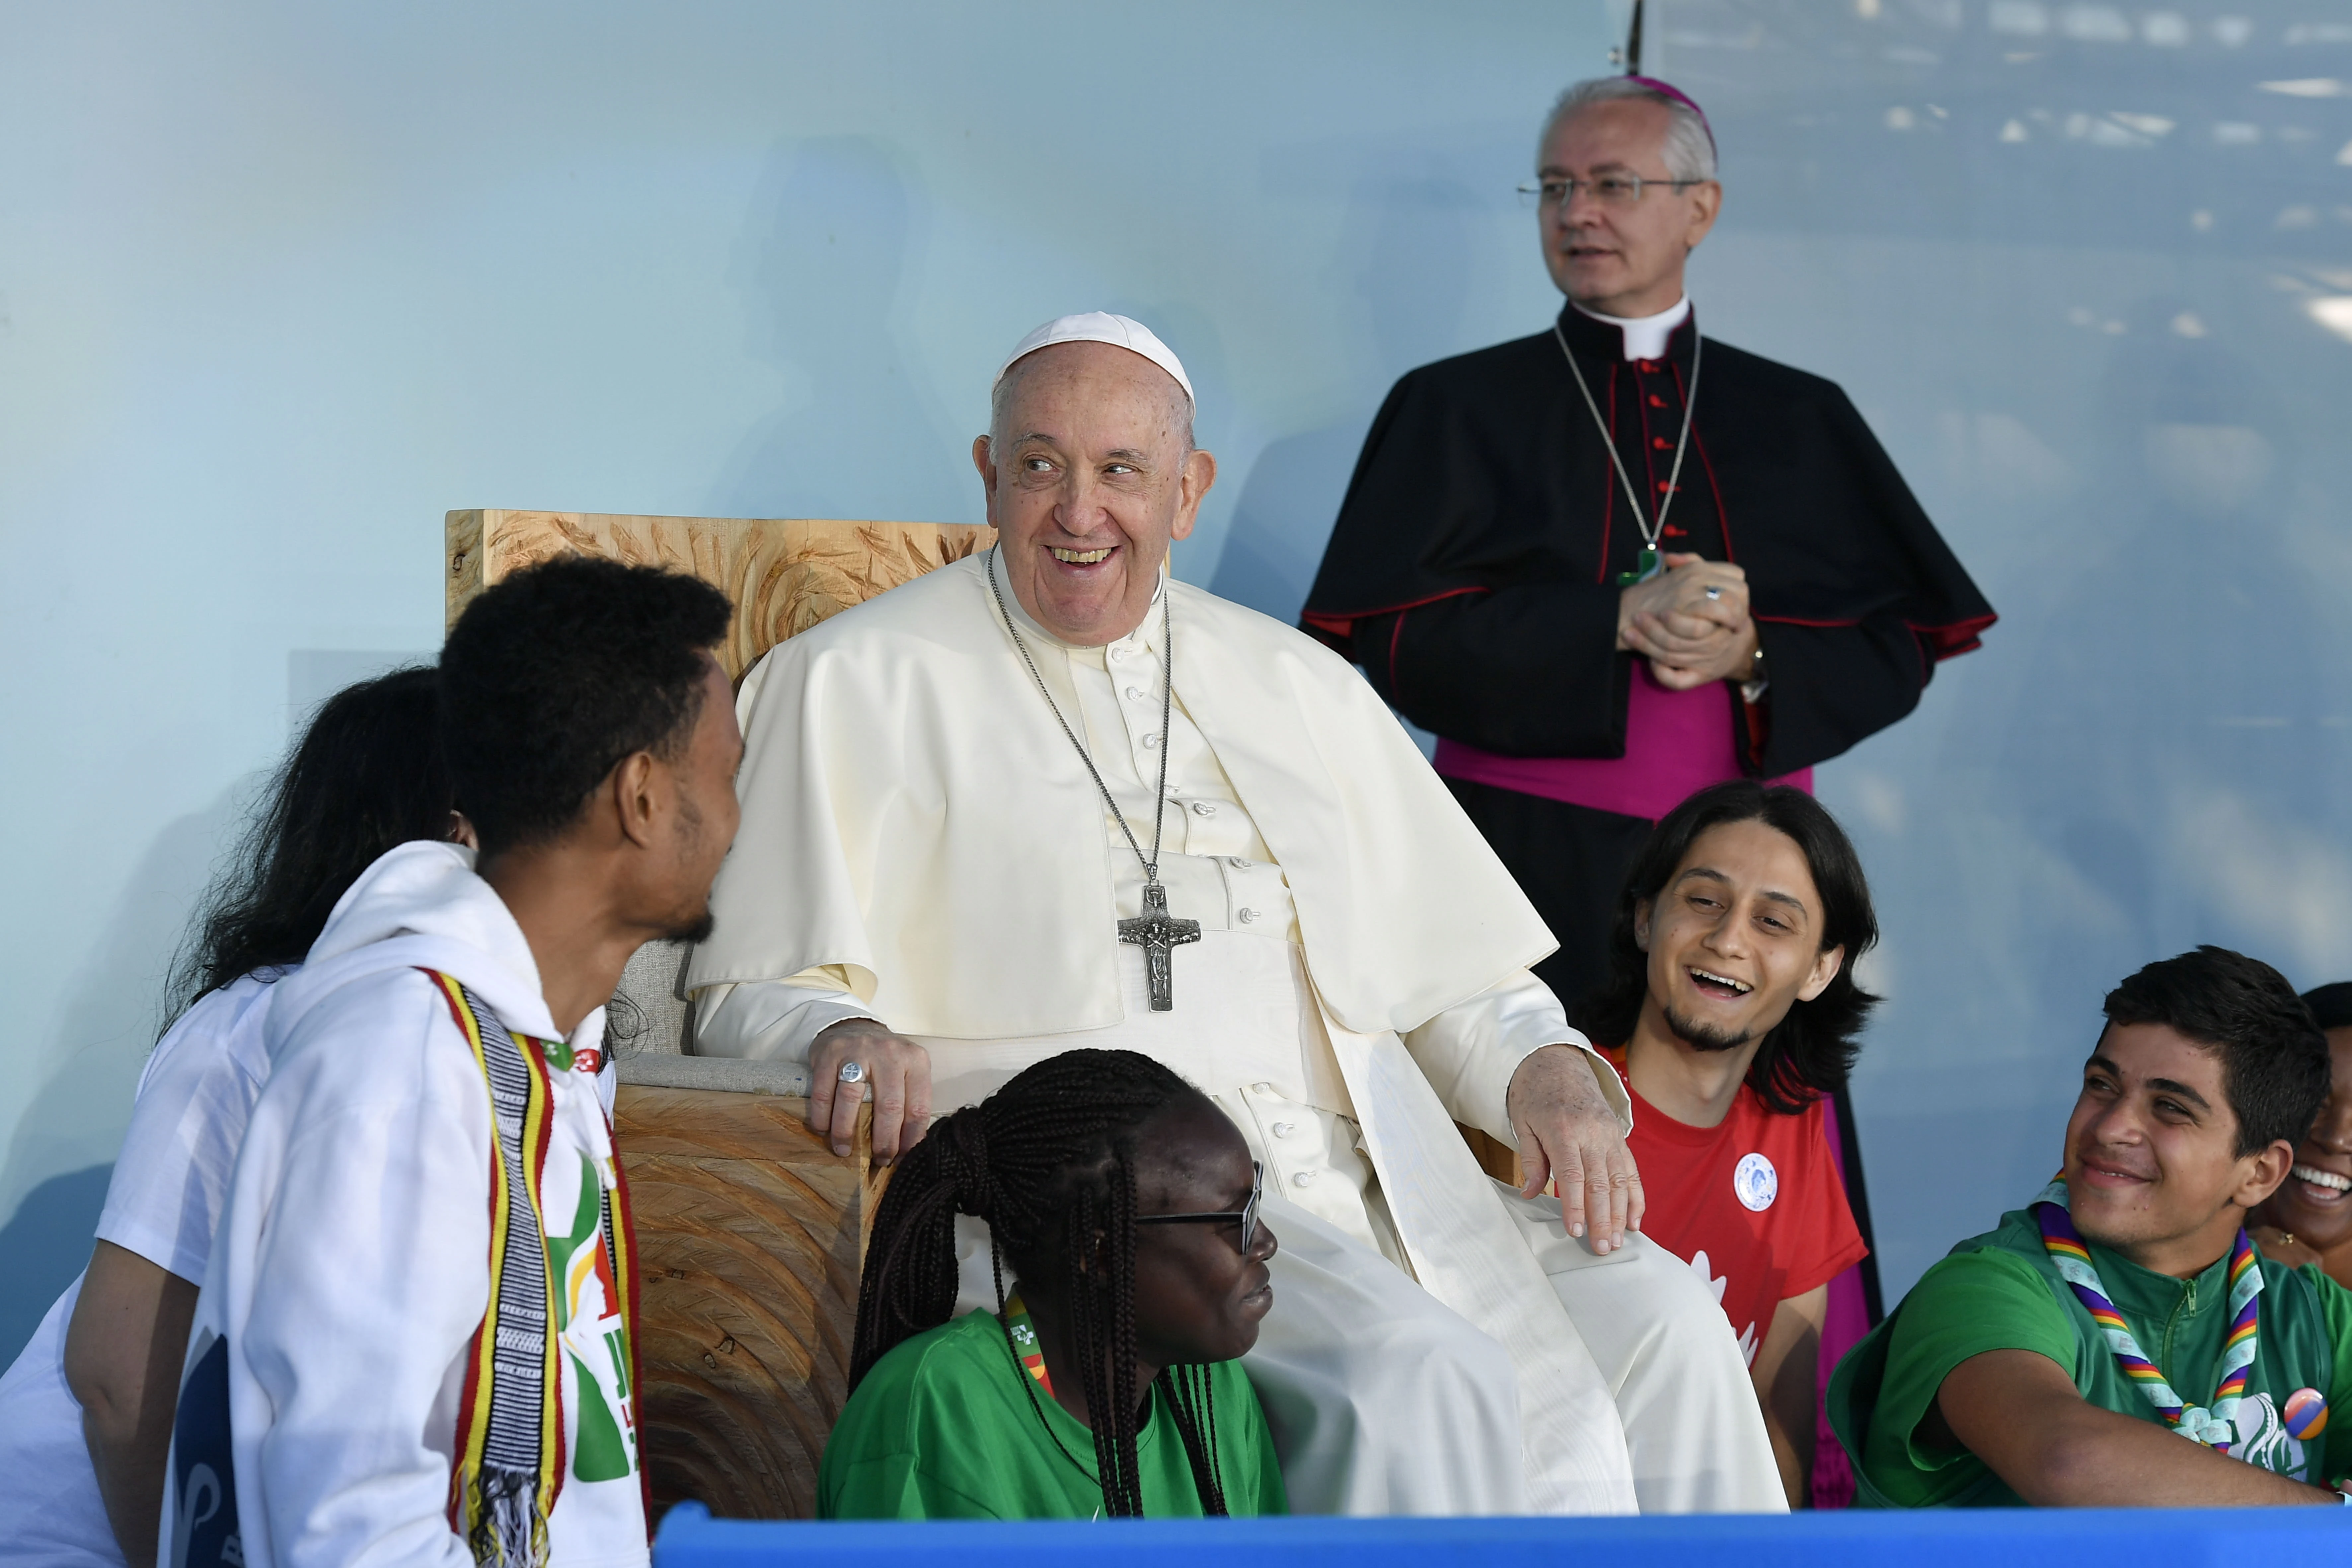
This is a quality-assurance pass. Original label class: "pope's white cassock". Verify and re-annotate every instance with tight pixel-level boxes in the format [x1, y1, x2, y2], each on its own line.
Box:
[683, 551, 1781, 1515]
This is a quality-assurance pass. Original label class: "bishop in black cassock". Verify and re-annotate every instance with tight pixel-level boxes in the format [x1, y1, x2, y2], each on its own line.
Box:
[1302, 77, 1993, 1014]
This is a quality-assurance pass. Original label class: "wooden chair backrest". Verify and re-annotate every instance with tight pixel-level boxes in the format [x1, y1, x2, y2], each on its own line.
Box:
[445, 509, 996, 678]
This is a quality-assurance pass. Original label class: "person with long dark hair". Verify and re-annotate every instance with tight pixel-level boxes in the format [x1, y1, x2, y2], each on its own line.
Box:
[822, 1049, 1286, 1519]
[0, 667, 458, 1568]
[1571, 779, 1879, 1507]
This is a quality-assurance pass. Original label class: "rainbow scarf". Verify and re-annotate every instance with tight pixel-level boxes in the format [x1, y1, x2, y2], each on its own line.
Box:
[2033, 1181, 2260, 1452]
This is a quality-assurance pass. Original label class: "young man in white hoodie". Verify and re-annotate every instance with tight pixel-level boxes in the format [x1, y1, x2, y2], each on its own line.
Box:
[163, 557, 740, 1568]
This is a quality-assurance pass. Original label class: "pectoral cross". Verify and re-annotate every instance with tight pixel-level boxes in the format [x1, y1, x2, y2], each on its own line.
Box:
[1117, 880, 1201, 1012]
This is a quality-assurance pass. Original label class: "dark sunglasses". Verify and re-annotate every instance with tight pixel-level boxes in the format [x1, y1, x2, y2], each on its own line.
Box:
[1137, 1160, 1263, 1252]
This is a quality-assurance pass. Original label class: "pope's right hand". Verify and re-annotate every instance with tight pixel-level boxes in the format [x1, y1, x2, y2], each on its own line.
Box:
[810, 1018, 932, 1166]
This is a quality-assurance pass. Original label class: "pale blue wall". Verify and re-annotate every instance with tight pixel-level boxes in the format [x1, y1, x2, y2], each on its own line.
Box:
[4, 0, 2349, 1361]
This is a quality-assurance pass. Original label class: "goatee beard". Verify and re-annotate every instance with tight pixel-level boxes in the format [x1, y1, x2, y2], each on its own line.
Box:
[662, 907, 716, 945]
[1662, 1005, 1752, 1054]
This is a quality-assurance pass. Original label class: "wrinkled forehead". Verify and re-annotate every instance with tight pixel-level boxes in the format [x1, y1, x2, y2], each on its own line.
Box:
[994, 340, 1191, 441]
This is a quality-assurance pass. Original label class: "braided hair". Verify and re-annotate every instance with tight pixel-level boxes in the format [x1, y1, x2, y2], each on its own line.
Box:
[848, 1048, 1230, 1517]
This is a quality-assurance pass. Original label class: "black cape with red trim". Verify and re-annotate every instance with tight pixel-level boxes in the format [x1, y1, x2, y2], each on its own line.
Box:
[1301, 305, 1994, 777]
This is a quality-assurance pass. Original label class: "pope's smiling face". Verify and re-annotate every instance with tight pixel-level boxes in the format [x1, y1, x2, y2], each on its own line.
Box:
[2263, 1029, 2352, 1248]
[1634, 818, 1843, 1057]
[972, 340, 1217, 646]
[2064, 1023, 2295, 1273]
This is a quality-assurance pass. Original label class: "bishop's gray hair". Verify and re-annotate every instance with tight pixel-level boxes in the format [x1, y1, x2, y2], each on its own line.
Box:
[1540, 77, 1718, 184]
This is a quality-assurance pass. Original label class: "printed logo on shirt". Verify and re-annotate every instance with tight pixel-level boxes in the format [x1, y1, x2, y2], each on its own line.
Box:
[573, 1046, 602, 1076]
[1733, 1152, 1778, 1212]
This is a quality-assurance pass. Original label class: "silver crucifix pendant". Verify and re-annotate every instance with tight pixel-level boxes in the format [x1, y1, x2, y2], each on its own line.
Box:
[1117, 880, 1202, 1011]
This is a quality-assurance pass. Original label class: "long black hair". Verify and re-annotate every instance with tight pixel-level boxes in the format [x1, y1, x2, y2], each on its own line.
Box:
[1572, 780, 1880, 1114]
[167, 666, 454, 1018]
[849, 1049, 1229, 1517]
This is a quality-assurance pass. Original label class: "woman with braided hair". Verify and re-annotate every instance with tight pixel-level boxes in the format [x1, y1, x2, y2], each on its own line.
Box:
[820, 1049, 1287, 1519]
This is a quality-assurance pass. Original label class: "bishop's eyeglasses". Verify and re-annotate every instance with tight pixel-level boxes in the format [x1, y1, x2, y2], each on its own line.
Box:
[1518, 174, 1703, 208]
[1137, 1160, 1263, 1253]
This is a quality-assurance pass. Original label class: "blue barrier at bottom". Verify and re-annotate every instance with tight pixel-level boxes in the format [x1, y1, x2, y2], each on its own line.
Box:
[653, 1500, 2349, 1567]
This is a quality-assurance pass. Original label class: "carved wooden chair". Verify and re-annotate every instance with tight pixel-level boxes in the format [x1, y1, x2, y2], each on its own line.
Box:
[446, 509, 994, 1519]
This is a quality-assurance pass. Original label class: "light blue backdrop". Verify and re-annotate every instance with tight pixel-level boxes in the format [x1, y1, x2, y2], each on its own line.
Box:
[2, 0, 2347, 1362]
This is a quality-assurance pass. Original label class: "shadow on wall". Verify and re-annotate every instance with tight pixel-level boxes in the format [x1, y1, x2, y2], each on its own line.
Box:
[708, 135, 969, 524]
[0, 785, 252, 1365]
[0, 1165, 111, 1366]
[1212, 169, 1494, 625]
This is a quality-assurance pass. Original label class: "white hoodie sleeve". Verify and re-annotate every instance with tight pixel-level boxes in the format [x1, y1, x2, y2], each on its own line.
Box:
[238, 968, 490, 1568]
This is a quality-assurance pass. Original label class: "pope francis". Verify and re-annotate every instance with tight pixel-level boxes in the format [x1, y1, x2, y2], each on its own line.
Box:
[684, 313, 1780, 1515]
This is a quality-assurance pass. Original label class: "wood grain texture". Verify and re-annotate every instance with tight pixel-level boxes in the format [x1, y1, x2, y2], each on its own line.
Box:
[617, 1087, 889, 1520]
[444, 510, 997, 678]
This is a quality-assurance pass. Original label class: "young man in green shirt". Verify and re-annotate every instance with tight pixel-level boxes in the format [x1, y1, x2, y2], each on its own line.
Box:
[1831, 946, 2352, 1506]
[821, 1050, 1287, 1519]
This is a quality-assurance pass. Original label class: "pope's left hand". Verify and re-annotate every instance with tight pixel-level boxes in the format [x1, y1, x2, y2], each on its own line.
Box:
[1507, 1045, 1643, 1252]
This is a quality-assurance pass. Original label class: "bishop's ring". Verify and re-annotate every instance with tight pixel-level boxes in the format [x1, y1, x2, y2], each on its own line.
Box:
[837, 1059, 867, 1086]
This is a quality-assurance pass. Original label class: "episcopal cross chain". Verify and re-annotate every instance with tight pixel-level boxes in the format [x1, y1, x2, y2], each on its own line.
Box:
[1118, 881, 1201, 1011]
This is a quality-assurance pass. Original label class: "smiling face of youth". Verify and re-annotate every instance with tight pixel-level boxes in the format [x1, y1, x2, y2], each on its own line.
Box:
[1537, 96, 1721, 319]
[2262, 1029, 2352, 1249]
[2064, 1023, 2297, 1277]
[1632, 818, 1845, 1081]
[972, 340, 1218, 647]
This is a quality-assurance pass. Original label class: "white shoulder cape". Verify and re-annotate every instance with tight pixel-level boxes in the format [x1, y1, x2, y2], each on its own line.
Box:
[686, 555, 1555, 1039]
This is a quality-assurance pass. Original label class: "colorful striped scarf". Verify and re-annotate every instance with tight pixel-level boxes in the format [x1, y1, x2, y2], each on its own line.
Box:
[2033, 1180, 2260, 1452]
[430, 972, 642, 1565]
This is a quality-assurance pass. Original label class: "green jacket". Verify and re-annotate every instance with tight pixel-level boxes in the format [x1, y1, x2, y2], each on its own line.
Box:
[1828, 1204, 2351, 1507]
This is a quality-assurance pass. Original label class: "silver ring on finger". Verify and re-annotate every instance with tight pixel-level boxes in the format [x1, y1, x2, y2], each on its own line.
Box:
[1704, 585, 1723, 601]
[837, 1059, 867, 1085]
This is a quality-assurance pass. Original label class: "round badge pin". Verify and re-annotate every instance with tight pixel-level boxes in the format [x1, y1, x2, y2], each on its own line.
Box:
[2285, 1386, 2329, 1441]
[1734, 1152, 1778, 1212]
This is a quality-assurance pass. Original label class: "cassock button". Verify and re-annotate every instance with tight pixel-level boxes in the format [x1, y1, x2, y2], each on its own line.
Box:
[1228, 856, 1252, 869]
[1252, 1082, 1274, 1095]
[1141, 733, 1161, 749]
[1191, 801, 1218, 816]
[1292, 1171, 1319, 1188]
[1639, 359, 1658, 372]
[1125, 686, 1144, 700]
[1649, 394, 1667, 408]
[1238, 907, 1260, 924]
[1271, 1121, 1297, 1138]
[1109, 646, 1129, 661]
[1652, 437, 1672, 450]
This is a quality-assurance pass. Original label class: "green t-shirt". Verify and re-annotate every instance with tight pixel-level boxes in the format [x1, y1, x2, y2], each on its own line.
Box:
[818, 1309, 1288, 1519]
[1832, 1205, 2352, 1507]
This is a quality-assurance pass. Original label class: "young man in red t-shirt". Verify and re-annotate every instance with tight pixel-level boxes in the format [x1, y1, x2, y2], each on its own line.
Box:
[1574, 780, 1876, 1508]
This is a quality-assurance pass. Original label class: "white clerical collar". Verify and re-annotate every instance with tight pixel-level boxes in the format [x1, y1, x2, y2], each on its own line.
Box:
[1571, 295, 1692, 361]
[990, 548, 1167, 656]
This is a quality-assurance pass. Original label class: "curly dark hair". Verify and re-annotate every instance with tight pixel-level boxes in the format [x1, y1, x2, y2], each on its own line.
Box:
[849, 1049, 1232, 1517]
[168, 666, 453, 1018]
[1572, 780, 1880, 1114]
[438, 556, 732, 859]
[2105, 947, 2330, 1157]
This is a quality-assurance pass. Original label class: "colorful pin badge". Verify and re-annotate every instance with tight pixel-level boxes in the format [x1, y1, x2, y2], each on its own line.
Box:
[2284, 1386, 2328, 1441]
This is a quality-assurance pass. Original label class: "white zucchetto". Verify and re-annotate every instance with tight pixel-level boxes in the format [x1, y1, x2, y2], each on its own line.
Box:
[993, 311, 1194, 404]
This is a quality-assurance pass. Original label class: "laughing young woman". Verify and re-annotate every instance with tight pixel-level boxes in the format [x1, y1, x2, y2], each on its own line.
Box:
[821, 1049, 1287, 1519]
[2251, 984, 2352, 1286]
